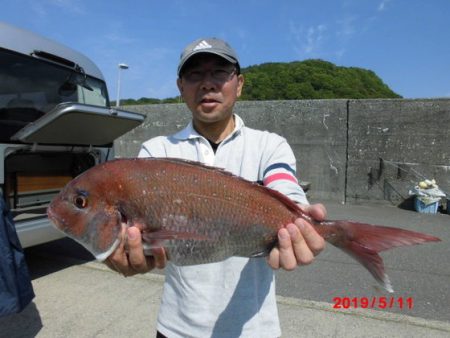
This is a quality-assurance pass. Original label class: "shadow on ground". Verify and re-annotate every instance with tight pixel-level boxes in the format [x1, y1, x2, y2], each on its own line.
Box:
[0, 238, 94, 337]
[25, 238, 94, 279]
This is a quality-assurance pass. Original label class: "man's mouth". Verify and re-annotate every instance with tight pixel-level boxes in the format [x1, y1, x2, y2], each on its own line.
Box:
[200, 97, 220, 104]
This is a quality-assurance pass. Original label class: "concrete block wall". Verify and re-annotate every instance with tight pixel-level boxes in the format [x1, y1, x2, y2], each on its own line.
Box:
[346, 99, 450, 205]
[114, 99, 450, 205]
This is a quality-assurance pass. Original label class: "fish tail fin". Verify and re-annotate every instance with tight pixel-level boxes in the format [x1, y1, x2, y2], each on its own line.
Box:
[324, 220, 441, 293]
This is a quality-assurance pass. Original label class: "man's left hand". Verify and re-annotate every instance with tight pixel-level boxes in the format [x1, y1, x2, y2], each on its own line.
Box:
[267, 203, 326, 270]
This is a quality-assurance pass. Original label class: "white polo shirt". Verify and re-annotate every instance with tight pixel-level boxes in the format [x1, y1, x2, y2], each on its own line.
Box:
[139, 114, 308, 338]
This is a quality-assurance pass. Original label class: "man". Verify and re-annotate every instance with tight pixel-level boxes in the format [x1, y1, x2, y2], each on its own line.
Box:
[107, 38, 326, 338]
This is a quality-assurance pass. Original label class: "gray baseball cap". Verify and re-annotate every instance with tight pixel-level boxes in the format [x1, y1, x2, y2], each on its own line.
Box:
[177, 38, 240, 76]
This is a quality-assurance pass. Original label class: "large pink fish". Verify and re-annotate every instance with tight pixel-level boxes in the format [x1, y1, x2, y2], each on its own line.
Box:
[47, 158, 440, 292]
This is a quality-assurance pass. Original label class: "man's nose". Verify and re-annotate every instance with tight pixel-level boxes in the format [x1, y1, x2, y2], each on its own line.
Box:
[200, 72, 218, 89]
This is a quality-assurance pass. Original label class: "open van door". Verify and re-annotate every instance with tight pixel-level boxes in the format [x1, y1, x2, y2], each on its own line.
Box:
[11, 103, 144, 146]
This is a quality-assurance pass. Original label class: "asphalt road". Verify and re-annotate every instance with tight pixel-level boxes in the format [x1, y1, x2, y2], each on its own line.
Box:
[12, 202, 450, 325]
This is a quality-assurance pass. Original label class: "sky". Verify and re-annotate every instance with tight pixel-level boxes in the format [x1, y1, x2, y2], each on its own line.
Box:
[2, 0, 449, 101]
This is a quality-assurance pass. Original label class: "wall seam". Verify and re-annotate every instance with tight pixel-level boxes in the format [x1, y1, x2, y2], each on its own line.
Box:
[344, 99, 350, 204]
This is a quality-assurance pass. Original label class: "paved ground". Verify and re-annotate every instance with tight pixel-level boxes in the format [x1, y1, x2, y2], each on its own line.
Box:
[277, 201, 450, 322]
[1, 202, 449, 337]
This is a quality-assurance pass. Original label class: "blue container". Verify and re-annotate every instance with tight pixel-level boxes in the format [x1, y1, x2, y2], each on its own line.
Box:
[414, 197, 438, 214]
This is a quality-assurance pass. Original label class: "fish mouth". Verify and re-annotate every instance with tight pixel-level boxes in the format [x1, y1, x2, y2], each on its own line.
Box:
[47, 205, 71, 236]
[47, 206, 61, 228]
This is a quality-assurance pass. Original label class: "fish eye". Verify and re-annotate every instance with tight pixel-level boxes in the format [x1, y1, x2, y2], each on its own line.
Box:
[74, 195, 88, 209]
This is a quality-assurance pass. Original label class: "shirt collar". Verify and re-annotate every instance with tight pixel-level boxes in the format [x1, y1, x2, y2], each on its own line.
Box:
[173, 114, 244, 141]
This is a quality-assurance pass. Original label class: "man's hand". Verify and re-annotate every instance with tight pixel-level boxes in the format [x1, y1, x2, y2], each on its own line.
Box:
[105, 224, 167, 276]
[267, 203, 326, 270]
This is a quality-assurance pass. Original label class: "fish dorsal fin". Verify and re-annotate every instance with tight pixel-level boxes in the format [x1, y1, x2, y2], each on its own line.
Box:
[260, 185, 304, 216]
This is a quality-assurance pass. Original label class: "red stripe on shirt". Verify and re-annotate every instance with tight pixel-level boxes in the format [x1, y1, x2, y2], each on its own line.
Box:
[263, 173, 298, 186]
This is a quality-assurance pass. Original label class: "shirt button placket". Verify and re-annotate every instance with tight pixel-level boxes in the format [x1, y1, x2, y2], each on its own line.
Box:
[199, 140, 214, 165]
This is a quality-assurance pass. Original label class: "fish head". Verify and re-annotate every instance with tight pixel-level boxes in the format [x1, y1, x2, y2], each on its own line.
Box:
[47, 173, 122, 261]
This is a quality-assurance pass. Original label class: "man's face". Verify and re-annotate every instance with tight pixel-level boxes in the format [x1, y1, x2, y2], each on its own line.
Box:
[177, 54, 244, 125]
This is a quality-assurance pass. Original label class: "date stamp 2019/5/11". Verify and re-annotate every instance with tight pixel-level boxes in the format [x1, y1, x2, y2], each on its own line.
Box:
[332, 297, 414, 310]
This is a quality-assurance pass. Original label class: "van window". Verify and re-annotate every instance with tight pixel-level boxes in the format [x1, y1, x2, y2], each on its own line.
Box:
[0, 49, 109, 143]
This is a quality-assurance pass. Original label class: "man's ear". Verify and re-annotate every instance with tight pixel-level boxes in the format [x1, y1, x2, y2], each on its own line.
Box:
[177, 78, 183, 94]
[236, 74, 244, 98]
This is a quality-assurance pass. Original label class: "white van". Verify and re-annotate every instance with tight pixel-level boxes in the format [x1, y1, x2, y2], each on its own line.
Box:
[0, 22, 144, 248]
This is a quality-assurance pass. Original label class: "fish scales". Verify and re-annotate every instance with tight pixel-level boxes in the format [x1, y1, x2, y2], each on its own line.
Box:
[47, 157, 441, 292]
[119, 158, 293, 264]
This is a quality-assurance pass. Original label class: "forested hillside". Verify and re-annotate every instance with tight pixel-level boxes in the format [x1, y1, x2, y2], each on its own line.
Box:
[118, 59, 400, 105]
[240, 59, 401, 100]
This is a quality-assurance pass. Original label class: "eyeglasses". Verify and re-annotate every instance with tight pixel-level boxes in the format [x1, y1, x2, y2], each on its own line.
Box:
[182, 68, 237, 83]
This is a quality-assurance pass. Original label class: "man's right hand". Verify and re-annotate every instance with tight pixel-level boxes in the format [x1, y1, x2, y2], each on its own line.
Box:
[105, 225, 167, 277]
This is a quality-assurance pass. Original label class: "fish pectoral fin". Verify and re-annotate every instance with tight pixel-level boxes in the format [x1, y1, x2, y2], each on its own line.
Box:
[142, 229, 209, 241]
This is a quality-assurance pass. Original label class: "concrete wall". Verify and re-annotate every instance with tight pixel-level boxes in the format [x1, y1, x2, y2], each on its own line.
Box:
[114, 99, 450, 205]
[346, 99, 450, 205]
